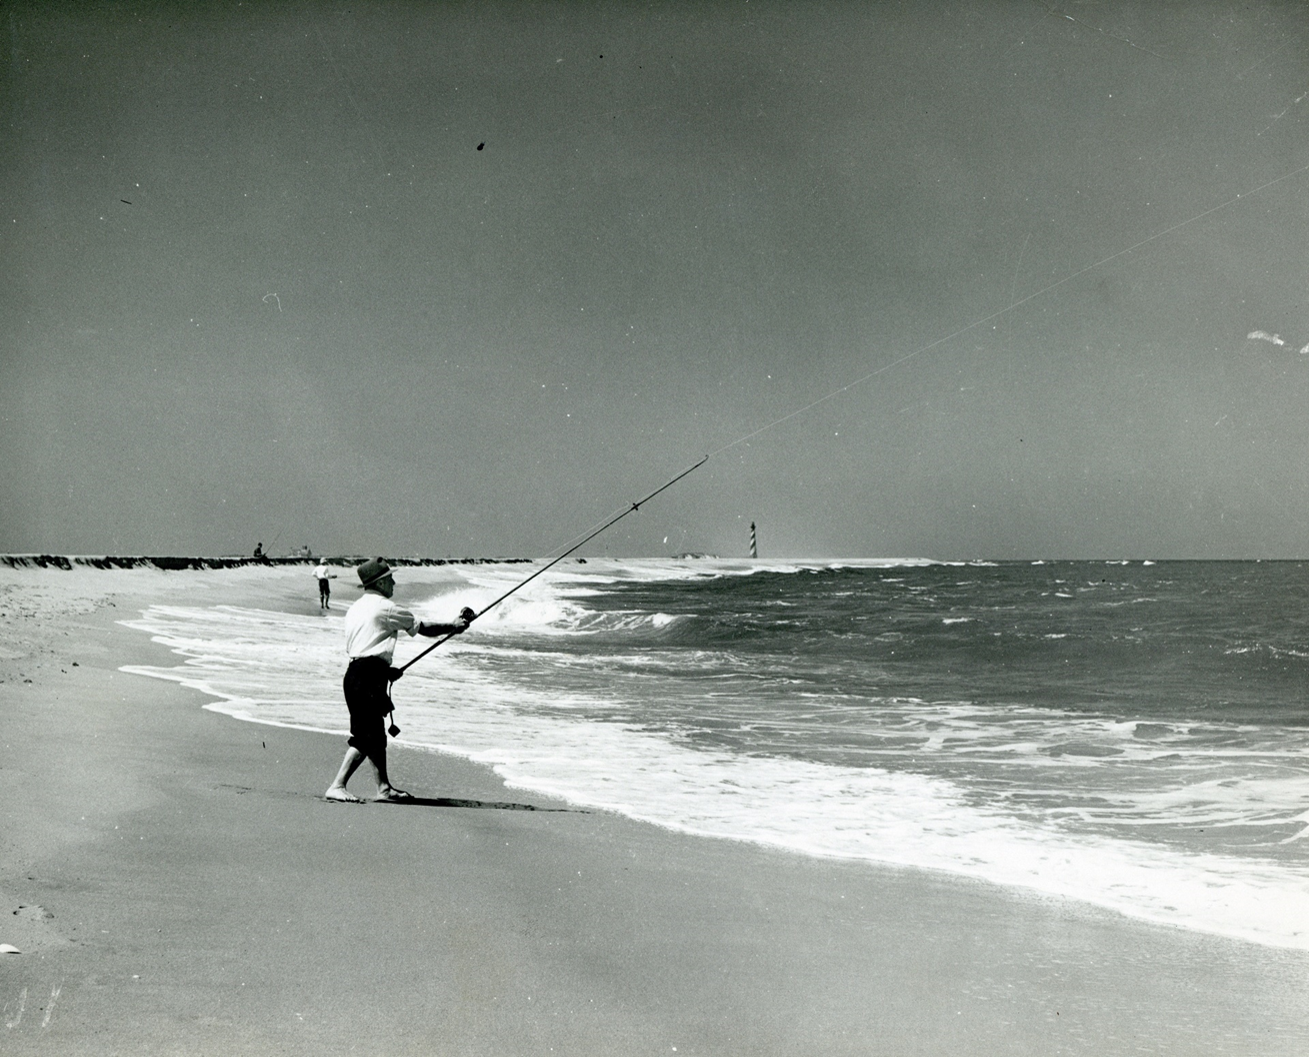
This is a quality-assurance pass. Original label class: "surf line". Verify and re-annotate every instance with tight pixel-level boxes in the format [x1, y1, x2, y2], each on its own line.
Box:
[708, 155, 1309, 459]
[395, 454, 708, 674]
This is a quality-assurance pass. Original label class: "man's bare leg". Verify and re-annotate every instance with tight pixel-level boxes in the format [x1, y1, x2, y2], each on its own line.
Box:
[326, 743, 401, 801]
[325, 746, 372, 801]
[370, 747, 408, 800]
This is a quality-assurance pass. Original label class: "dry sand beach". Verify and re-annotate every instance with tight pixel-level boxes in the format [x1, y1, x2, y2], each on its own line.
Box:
[2, 561, 1307, 1056]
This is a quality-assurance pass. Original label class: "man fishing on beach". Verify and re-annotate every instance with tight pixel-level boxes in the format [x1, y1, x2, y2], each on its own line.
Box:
[325, 557, 471, 803]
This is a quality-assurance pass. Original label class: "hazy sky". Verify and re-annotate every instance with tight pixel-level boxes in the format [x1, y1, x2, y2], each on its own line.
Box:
[4, 1, 1308, 559]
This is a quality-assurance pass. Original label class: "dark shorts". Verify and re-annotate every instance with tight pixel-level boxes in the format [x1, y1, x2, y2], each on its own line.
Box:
[318, 577, 330, 596]
[343, 656, 391, 756]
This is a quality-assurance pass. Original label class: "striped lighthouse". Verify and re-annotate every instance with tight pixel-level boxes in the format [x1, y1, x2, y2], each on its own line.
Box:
[749, 521, 758, 559]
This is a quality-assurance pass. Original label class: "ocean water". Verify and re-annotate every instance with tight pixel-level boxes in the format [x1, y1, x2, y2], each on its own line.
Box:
[120, 558, 1309, 950]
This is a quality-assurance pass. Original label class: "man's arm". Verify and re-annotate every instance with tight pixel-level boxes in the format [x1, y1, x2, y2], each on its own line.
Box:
[417, 608, 474, 637]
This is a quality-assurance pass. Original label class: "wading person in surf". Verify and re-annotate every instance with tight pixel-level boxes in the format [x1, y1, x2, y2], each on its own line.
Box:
[312, 557, 336, 610]
[325, 557, 471, 803]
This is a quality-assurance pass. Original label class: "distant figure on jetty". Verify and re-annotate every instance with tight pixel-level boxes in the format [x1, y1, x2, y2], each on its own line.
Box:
[253, 542, 264, 559]
[325, 558, 472, 803]
[312, 558, 336, 610]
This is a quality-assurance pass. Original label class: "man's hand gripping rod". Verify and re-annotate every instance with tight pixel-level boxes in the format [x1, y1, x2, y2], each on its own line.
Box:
[396, 454, 709, 675]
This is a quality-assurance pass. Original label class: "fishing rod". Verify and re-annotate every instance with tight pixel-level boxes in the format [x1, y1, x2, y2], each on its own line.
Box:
[395, 454, 709, 675]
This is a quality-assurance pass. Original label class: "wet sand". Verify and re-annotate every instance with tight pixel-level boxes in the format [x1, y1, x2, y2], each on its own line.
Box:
[2, 563, 1307, 1055]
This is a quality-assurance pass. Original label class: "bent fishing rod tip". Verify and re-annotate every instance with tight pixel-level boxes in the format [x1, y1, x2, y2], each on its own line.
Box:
[402, 454, 710, 674]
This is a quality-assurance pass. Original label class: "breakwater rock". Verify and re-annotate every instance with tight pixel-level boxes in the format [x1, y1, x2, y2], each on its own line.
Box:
[1, 555, 534, 571]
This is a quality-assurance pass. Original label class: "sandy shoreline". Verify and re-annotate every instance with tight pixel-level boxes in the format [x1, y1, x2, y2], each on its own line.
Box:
[2, 565, 1307, 1055]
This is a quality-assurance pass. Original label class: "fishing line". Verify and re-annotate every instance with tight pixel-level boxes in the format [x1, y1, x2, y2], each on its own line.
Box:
[324, 28, 1304, 655]
[707, 156, 1309, 460]
[392, 156, 1309, 679]
[309, 19, 1309, 498]
[308, 16, 1307, 471]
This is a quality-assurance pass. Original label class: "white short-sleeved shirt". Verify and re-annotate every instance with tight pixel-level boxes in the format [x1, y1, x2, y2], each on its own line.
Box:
[313, 562, 330, 580]
[344, 591, 420, 661]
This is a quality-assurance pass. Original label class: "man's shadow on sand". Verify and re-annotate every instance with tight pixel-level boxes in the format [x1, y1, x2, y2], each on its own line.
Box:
[383, 796, 584, 813]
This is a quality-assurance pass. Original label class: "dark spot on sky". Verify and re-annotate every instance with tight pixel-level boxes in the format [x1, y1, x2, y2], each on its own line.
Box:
[121, 199, 131, 204]
[477, 142, 484, 150]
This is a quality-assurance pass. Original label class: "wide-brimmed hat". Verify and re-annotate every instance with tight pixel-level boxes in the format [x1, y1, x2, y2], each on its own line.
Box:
[357, 557, 393, 588]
